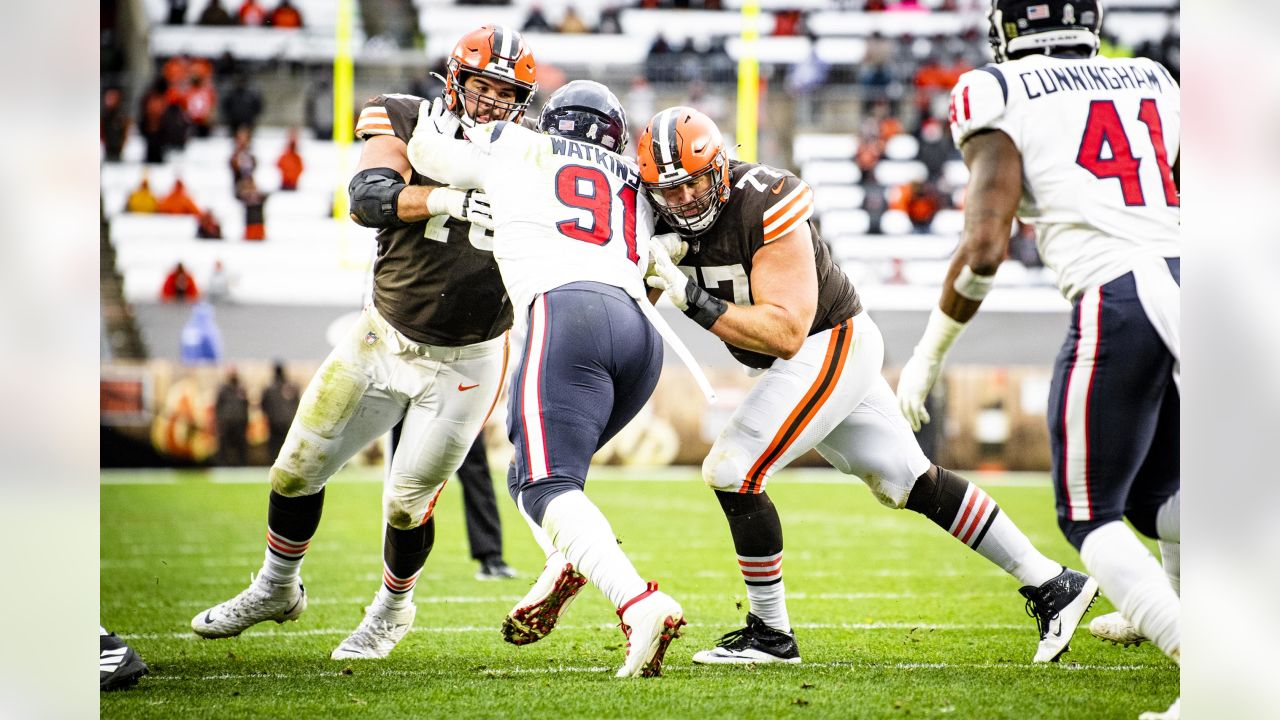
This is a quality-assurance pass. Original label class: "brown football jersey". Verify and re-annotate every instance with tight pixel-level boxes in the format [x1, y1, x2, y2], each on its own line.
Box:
[353, 93, 512, 346]
[667, 160, 862, 369]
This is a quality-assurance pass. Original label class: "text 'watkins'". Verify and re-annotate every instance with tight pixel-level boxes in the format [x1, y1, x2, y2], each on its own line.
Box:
[549, 137, 638, 185]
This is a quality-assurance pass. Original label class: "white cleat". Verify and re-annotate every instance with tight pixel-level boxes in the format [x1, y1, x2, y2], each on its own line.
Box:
[1090, 611, 1148, 647]
[1138, 697, 1180, 720]
[615, 582, 685, 678]
[502, 561, 587, 646]
[331, 598, 417, 660]
[192, 576, 307, 639]
[1019, 567, 1100, 662]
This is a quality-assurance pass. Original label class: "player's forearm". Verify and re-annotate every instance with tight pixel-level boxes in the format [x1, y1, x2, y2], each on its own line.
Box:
[711, 302, 809, 360]
[396, 185, 433, 224]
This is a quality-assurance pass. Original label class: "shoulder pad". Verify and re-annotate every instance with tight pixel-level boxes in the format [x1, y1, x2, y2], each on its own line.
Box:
[949, 66, 1010, 147]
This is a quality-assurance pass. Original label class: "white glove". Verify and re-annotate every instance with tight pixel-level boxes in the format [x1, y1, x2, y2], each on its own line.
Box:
[407, 98, 459, 177]
[427, 187, 494, 230]
[895, 307, 967, 431]
[645, 240, 692, 311]
[895, 351, 942, 431]
[652, 232, 688, 264]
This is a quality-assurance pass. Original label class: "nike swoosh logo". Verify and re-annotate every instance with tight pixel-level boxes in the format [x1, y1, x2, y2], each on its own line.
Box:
[1048, 617, 1063, 637]
[771, 178, 787, 194]
[203, 610, 216, 625]
[458, 383, 480, 391]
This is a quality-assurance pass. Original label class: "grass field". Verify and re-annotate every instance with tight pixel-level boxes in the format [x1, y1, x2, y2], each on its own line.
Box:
[101, 466, 1177, 719]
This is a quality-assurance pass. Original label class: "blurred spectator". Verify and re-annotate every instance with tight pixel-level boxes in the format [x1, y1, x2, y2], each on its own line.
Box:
[854, 132, 885, 178]
[703, 36, 736, 83]
[276, 132, 304, 190]
[913, 54, 951, 111]
[522, 5, 554, 33]
[597, 5, 623, 33]
[787, 41, 830, 125]
[864, 0, 887, 10]
[269, 0, 303, 28]
[221, 75, 263, 132]
[229, 127, 257, 189]
[197, 0, 235, 25]
[644, 35, 675, 83]
[157, 178, 202, 216]
[862, 182, 888, 235]
[237, 177, 267, 241]
[160, 90, 192, 155]
[260, 360, 299, 460]
[139, 79, 170, 163]
[892, 180, 944, 232]
[238, 0, 267, 26]
[888, 0, 926, 12]
[305, 76, 334, 139]
[886, 257, 908, 285]
[167, 0, 189, 24]
[126, 176, 159, 214]
[865, 98, 903, 139]
[773, 9, 803, 36]
[206, 259, 231, 302]
[916, 116, 952, 181]
[186, 75, 217, 138]
[559, 5, 588, 33]
[101, 88, 130, 163]
[180, 302, 223, 364]
[214, 368, 250, 466]
[161, 262, 200, 303]
[196, 209, 224, 239]
[675, 38, 703, 83]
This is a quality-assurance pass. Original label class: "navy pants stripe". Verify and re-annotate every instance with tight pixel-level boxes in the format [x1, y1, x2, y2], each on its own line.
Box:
[506, 282, 663, 523]
[1048, 258, 1180, 548]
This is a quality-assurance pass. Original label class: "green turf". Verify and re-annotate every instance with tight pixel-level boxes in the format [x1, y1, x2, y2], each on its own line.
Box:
[101, 467, 1177, 719]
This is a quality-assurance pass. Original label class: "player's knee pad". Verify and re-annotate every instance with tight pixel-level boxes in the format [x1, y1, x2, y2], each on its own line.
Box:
[904, 464, 966, 522]
[701, 443, 756, 493]
[269, 464, 325, 497]
[295, 362, 369, 440]
[517, 477, 583, 526]
[1058, 514, 1119, 551]
[714, 488, 774, 517]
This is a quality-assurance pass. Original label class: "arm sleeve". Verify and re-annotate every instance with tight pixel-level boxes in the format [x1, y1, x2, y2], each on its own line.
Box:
[948, 66, 1015, 148]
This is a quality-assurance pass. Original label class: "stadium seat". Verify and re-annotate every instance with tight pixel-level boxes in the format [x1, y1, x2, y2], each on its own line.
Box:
[874, 160, 928, 187]
[812, 185, 866, 213]
[879, 210, 915, 236]
[884, 134, 920, 161]
[793, 134, 858, 164]
[800, 160, 861, 187]
[929, 209, 964, 236]
[819, 209, 871, 236]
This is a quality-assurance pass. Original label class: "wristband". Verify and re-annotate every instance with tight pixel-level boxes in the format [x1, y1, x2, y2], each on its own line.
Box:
[683, 284, 728, 330]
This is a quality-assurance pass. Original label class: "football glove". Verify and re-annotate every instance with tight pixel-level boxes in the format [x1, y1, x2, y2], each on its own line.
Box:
[427, 187, 494, 230]
[895, 307, 967, 431]
[646, 242, 691, 311]
[407, 98, 460, 176]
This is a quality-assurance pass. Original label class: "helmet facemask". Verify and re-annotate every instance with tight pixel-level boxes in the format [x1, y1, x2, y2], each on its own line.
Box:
[447, 64, 535, 127]
[646, 155, 728, 236]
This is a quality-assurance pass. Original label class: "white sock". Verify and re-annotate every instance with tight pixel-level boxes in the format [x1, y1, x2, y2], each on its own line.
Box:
[974, 512, 1064, 588]
[736, 552, 791, 632]
[259, 528, 310, 585]
[1080, 521, 1180, 660]
[517, 494, 563, 562]
[1158, 541, 1180, 596]
[539, 490, 647, 609]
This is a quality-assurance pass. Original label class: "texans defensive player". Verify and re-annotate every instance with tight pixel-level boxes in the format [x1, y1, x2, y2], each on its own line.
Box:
[896, 2, 1180, 717]
[192, 26, 536, 662]
[641, 106, 1096, 667]
[407, 80, 689, 678]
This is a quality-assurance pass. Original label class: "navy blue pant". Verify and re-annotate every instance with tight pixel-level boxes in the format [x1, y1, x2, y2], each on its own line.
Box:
[506, 282, 663, 524]
[1048, 258, 1180, 549]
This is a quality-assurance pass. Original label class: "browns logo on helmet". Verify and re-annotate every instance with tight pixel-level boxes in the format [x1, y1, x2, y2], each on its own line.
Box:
[443, 25, 538, 126]
[637, 107, 731, 237]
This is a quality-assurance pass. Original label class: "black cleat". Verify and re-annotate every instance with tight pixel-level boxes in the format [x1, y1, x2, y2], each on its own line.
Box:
[100, 632, 149, 691]
[1020, 567, 1100, 662]
[476, 557, 519, 581]
[691, 612, 801, 664]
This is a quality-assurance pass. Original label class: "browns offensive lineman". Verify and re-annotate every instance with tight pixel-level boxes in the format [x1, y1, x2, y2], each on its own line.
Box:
[191, 26, 537, 661]
[641, 106, 1097, 666]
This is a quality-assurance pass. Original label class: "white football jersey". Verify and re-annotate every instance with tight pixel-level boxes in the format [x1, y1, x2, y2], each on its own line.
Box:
[431, 120, 653, 316]
[950, 54, 1180, 301]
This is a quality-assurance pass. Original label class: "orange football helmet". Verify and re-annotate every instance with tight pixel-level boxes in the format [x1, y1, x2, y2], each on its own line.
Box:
[637, 107, 731, 236]
[443, 25, 538, 126]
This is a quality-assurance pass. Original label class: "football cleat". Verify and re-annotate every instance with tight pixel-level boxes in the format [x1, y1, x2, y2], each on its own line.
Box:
[691, 612, 801, 665]
[501, 560, 587, 645]
[1019, 567, 1100, 662]
[100, 632, 148, 691]
[475, 557, 519, 581]
[1139, 697, 1180, 720]
[1089, 611, 1148, 647]
[191, 576, 307, 639]
[615, 582, 686, 678]
[331, 597, 417, 660]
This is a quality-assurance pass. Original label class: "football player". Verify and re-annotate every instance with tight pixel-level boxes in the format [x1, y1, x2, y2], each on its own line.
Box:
[191, 26, 537, 661]
[406, 80, 687, 678]
[641, 106, 1096, 667]
[100, 627, 147, 692]
[895, 2, 1179, 717]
